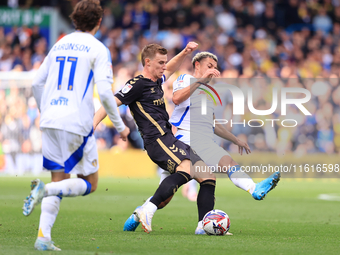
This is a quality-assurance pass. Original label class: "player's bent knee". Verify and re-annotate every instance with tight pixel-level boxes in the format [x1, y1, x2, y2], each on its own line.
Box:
[78, 172, 98, 194]
[51, 172, 70, 182]
[196, 175, 216, 183]
[192, 160, 216, 181]
[176, 159, 191, 174]
[199, 179, 216, 188]
[218, 156, 237, 168]
[90, 182, 97, 193]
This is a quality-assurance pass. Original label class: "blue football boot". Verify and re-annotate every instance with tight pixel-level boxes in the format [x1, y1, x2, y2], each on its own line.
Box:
[23, 179, 45, 216]
[123, 206, 141, 231]
[252, 172, 281, 200]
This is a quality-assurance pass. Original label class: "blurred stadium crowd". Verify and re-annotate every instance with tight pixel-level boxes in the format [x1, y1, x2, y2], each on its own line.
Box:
[1, 0, 340, 173]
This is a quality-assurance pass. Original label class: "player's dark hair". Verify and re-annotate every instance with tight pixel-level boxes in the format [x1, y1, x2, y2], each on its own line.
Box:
[70, 0, 103, 32]
[141, 44, 168, 66]
[192, 52, 218, 69]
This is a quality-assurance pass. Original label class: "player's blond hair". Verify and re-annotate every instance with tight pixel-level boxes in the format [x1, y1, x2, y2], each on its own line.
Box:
[141, 44, 168, 66]
[192, 52, 218, 69]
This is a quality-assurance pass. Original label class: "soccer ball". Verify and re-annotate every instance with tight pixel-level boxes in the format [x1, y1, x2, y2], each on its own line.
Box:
[202, 209, 230, 235]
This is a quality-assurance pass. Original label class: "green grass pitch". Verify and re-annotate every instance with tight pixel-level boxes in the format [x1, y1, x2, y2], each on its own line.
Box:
[0, 177, 339, 255]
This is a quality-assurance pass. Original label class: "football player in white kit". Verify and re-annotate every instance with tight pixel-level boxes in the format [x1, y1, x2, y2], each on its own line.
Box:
[22, 0, 129, 250]
[124, 52, 280, 234]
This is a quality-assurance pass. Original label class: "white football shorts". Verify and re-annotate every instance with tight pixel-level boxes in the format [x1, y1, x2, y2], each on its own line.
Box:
[42, 128, 99, 176]
[191, 136, 231, 167]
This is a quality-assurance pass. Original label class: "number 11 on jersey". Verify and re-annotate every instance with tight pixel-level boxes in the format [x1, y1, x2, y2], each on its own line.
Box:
[56, 56, 78, 91]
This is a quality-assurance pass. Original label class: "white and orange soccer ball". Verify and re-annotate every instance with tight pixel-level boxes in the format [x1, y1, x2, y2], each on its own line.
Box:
[202, 209, 230, 235]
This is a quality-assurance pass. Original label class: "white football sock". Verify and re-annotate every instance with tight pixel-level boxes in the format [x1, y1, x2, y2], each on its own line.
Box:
[142, 196, 152, 207]
[197, 220, 203, 229]
[228, 165, 256, 194]
[37, 196, 61, 242]
[133, 196, 153, 221]
[230, 176, 256, 194]
[144, 201, 157, 214]
[45, 178, 90, 197]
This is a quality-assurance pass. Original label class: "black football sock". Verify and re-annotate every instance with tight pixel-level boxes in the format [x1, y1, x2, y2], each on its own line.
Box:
[150, 171, 191, 207]
[197, 179, 216, 221]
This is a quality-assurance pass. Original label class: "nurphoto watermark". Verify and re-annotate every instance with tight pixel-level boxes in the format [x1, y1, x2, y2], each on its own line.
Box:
[189, 78, 340, 178]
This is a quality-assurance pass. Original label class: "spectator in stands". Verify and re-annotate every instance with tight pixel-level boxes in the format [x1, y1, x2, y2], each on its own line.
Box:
[2, 0, 340, 159]
[0, 44, 13, 71]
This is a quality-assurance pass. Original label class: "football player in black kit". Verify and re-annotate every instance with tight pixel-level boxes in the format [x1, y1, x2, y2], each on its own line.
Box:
[94, 42, 220, 233]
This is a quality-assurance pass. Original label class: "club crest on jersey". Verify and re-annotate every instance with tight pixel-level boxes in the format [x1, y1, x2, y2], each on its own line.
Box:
[92, 159, 97, 167]
[107, 63, 113, 78]
[179, 148, 186, 156]
[122, 84, 133, 93]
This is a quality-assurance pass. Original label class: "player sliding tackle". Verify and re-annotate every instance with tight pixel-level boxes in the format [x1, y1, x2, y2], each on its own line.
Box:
[94, 42, 218, 234]
[22, 0, 129, 251]
[123, 52, 281, 234]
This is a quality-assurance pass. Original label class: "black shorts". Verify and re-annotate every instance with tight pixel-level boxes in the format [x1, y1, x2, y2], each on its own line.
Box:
[145, 132, 202, 173]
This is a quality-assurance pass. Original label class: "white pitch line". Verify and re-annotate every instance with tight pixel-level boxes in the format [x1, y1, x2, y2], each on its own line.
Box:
[317, 194, 340, 201]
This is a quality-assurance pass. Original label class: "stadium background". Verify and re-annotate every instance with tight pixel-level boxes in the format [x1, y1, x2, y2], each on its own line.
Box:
[0, 0, 339, 178]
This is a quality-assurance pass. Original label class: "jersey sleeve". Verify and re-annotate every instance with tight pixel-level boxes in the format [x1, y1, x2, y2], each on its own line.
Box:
[173, 74, 191, 93]
[115, 78, 144, 105]
[32, 52, 51, 111]
[93, 45, 113, 84]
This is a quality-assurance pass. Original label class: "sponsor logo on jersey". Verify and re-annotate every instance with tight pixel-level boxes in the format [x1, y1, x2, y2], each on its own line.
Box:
[122, 84, 133, 93]
[50, 97, 69, 106]
[153, 97, 165, 106]
[151, 87, 155, 93]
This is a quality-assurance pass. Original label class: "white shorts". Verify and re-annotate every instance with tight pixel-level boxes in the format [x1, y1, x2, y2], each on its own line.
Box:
[159, 129, 231, 183]
[194, 142, 230, 168]
[42, 128, 99, 176]
[177, 130, 230, 166]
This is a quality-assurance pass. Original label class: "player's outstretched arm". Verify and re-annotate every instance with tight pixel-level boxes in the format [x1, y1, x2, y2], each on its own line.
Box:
[164, 42, 198, 81]
[93, 106, 107, 130]
[93, 95, 123, 129]
[214, 117, 251, 155]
